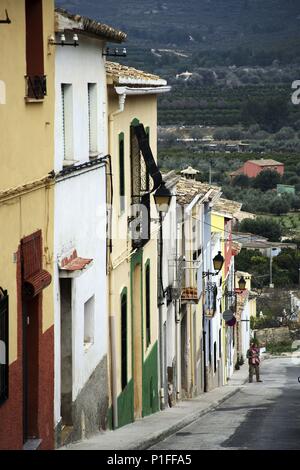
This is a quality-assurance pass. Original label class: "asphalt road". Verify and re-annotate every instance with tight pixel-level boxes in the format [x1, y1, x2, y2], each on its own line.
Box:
[151, 358, 300, 450]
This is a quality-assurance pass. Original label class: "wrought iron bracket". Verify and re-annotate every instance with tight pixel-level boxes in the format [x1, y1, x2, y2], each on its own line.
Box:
[202, 270, 219, 278]
[102, 47, 127, 57]
[0, 10, 11, 24]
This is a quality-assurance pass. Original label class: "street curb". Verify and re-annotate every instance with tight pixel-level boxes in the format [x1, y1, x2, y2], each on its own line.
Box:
[132, 381, 247, 450]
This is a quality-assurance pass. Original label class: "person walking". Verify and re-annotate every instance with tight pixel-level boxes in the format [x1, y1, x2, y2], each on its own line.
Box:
[247, 341, 263, 383]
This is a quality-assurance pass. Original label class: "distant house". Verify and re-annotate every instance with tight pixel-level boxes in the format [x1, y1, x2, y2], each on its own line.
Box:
[277, 184, 295, 196]
[230, 159, 284, 180]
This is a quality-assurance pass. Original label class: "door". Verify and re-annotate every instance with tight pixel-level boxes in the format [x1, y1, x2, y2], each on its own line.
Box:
[60, 278, 73, 426]
[21, 231, 42, 443]
[133, 263, 143, 419]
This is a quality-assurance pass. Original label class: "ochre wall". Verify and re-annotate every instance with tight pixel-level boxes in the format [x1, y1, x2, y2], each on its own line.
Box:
[0, 0, 55, 449]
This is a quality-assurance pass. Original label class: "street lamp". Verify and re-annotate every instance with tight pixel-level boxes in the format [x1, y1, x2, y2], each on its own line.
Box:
[238, 276, 246, 291]
[154, 181, 172, 214]
[203, 251, 225, 278]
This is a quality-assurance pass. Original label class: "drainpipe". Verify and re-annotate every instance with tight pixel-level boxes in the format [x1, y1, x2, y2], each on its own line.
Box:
[107, 91, 126, 430]
[158, 212, 166, 409]
[175, 220, 181, 401]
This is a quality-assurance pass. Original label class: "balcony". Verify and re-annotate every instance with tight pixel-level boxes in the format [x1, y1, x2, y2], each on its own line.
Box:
[25, 75, 47, 102]
[181, 287, 199, 304]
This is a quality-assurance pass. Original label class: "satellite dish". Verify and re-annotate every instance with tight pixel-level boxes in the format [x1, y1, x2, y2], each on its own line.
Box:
[223, 309, 234, 322]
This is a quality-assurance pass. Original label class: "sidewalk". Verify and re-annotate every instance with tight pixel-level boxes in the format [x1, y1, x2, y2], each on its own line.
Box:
[62, 364, 249, 450]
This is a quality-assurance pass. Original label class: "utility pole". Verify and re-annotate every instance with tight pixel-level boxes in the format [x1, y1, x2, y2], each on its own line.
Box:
[269, 247, 275, 288]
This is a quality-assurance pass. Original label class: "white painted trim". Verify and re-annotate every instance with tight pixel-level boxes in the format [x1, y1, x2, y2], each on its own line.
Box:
[115, 85, 171, 96]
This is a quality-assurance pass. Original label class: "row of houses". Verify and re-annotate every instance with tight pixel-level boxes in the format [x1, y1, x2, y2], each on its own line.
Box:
[0, 1, 256, 450]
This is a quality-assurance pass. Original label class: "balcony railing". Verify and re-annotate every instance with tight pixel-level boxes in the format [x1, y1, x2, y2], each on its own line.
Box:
[25, 75, 47, 100]
[181, 287, 199, 304]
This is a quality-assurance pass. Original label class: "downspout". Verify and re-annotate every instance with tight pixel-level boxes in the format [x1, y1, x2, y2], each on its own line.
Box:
[175, 219, 181, 401]
[158, 211, 166, 410]
[108, 91, 126, 430]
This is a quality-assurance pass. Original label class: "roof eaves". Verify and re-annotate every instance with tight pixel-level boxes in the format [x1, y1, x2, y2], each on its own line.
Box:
[55, 8, 127, 43]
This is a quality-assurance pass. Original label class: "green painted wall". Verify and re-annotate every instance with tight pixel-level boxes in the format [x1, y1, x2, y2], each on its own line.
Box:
[117, 379, 134, 428]
[107, 379, 134, 430]
[142, 341, 159, 417]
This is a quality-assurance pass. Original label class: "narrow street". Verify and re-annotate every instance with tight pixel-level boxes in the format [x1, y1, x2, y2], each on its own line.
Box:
[151, 358, 300, 450]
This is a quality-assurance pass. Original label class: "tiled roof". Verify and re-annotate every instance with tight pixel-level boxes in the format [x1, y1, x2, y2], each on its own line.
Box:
[212, 198, 242, 216]
[55, 9, 127, 43]
[248, 159, 283, 166]
[175, 177, 220, 206]
[106, 61, 167, 86]
[59, 250, 93, 272]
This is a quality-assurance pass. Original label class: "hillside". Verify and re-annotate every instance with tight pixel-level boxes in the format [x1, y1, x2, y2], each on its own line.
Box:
[56, 1, 300, 127]
[56, 0, 300, 70]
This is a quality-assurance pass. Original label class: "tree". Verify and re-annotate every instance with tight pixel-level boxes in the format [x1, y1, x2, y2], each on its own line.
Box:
[274, 127, 295, 141]
[252, 169, 281, 191]
[232, 174, 250, 188]
[269, 198, 290, 216]
[239, 217, 282, 242]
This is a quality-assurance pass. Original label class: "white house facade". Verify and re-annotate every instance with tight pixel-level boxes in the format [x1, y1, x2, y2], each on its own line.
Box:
[52, 9, 126, 446]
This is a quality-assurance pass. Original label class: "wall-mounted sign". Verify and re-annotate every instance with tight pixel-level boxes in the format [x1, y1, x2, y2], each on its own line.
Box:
[223, 309, 234, 322]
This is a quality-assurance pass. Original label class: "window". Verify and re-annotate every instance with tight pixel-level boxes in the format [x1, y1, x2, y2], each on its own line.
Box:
[88, 83, 97, 157]
[84, 296, 95, 351]
[61, 84, 73, 162]
[121, 290, 127, 390]
[145, 263, 151, 347]
[25, 0, 46, 99]
[0, 289, 8, 405]
[119, 133, 125, 213]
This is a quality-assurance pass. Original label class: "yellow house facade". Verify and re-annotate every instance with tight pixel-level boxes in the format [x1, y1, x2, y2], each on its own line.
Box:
[106, 62, 170, 428]
[0, 0, 55, 450]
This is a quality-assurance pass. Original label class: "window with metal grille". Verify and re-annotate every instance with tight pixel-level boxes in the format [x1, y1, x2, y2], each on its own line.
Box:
[88, 83, 97, 157]
[145, 262, 151, 347]
[121, 290, 127, 390]
[130, 123, 150, 248]
[61, 84, 73, 161]
[119, 133, 125, 213]
[25, 0, 46, 99]
[0, 289, 8, 405]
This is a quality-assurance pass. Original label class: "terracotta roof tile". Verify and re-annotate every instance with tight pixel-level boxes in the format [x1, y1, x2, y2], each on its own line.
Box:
[59, 250, 93, 272]
[212, 198, 242, 216]
[175, 177, 220, 206]
[106, 61, 167, 86]
[55, 9, 127, 43]
[248, 159, 283, 166]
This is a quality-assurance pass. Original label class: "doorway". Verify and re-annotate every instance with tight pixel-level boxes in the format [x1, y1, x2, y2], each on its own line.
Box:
[132, 262, 142, 419]
[21, 231, 42, 444]
[60, 278, 73, 426]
